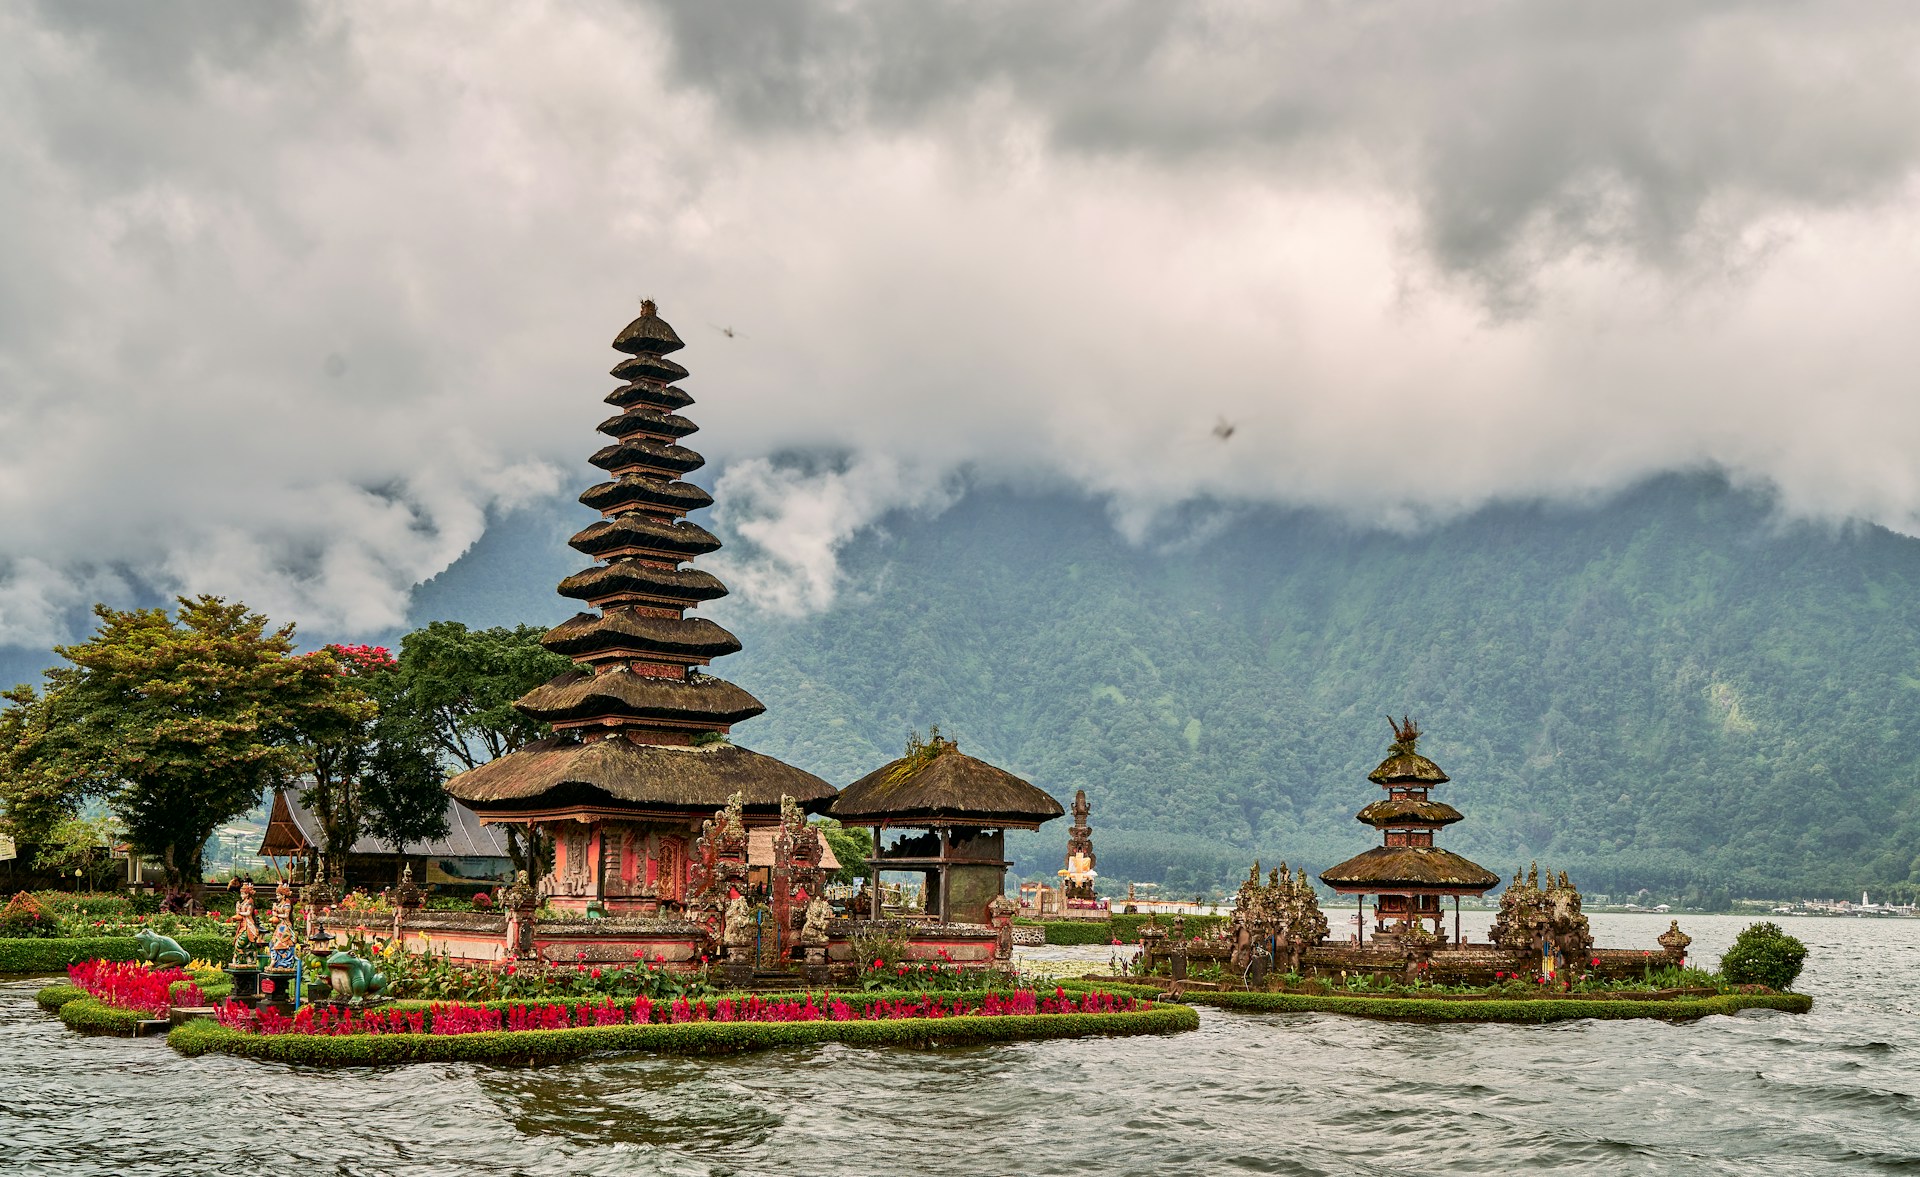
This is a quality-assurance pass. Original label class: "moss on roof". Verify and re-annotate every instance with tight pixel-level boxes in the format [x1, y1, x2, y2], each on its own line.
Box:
[1355, 798, 1465, 827]
[829, 737, 1064, 828]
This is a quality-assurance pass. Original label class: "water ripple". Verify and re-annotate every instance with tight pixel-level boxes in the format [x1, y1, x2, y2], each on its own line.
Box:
[5, 913, 1920, 1175]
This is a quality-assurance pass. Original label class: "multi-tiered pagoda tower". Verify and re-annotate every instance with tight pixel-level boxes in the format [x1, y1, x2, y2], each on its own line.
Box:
[1319, 718, 1498, 943]
[444, 301, 834, 914]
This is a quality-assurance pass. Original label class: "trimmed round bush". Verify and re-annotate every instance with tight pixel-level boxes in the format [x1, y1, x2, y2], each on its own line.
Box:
[1719, 922, 1808, 991]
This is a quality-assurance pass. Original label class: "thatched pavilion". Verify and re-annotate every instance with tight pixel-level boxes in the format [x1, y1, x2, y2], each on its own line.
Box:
[443, 301, 834, 915]
[1318, 719, 1499, 943]
[829, 732, 1062, 925]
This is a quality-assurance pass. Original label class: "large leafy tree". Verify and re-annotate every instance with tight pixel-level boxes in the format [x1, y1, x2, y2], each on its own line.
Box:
[0, 597, 346, 901]
[391, 622, 570, 876]
[393, 622, 573, 769]
[292, 644, 447, 885]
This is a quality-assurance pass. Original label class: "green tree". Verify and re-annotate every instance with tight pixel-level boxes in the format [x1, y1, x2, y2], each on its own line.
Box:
[357, 669, 450, 880]
[818, 819, 872, 885]
[391, 622, 570, 875]
[0, 597, 341, 902]
[35, 812, 124, 889]
[1719, 921, 1809, 991]
[392, 622, 573, 770]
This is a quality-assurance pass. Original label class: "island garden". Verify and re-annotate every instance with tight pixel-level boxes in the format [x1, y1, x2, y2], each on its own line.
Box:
[2, 299, 1809, 1065]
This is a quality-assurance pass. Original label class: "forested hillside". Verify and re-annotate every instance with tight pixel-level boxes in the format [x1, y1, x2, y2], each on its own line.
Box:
[401, 472, 1920, 903]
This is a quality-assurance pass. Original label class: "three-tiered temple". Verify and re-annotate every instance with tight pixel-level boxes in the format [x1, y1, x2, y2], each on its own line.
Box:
[444, 301, 834, 915]
[1318, 718, 1498, 943]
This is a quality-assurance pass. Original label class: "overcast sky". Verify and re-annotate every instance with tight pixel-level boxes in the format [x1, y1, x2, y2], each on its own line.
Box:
[3, 0, 1919, 641]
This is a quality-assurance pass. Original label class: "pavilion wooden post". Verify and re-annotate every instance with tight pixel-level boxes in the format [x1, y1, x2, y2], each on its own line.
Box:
[1357, 893, 1364, 944]
[871, 826, 884, 919]
[937, 828, 953, 924]
[1454, 895, 1461, 946]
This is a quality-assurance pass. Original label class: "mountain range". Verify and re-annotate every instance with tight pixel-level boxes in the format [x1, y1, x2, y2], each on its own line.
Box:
[7, 471, 1916, 902]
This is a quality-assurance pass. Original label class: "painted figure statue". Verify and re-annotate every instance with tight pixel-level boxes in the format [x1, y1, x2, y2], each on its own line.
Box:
[230, 881, 262, 964]
[134, 928, 191, 968]
[266, 881, 299, 970]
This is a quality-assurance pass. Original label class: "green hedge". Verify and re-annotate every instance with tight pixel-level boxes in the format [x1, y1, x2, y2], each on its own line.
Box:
[0, 934, 231, 975]
[57, 996, 147, 1036]
[168, 1004, 1199, 1067]
[1186, 990, 1813, 1023]
[34, 984, 88, 1011]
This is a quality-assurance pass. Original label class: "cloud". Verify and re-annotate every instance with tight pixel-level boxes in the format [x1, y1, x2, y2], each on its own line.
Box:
[2, 0, 1920, 642]
[707, 455, 957, 615]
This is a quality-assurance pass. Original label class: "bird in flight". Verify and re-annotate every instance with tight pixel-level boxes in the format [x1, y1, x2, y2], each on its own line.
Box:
[1212, 417, 1237, 442]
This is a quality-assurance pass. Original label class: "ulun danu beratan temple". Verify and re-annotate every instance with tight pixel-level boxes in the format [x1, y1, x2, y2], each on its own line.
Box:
[329, 299, 1057, 975]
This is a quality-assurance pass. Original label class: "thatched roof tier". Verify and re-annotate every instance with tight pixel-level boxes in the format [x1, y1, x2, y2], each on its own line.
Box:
[443, 735, 835, 814]
[829, 747, 1064, 829]
[579, 476, 713, 516]
[589, 439, 704, 477]
[1368, 750, 1449, 785]
[558, 560, 728, 605]
[542, 611, 741, 661]
[597, 410, 698, 441]
[1318, 846, 1499, 894]
[514, 668, 765, 726]
[568, 515, 721, 560]
[610, 352, 690, 384]
[612, 301, 686, 356]
[1355, 798, 1464, 827]
[605, 382, 694, 412]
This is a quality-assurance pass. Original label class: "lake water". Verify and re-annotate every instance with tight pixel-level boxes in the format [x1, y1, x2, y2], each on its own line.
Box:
[2, 913, 1915, 1176]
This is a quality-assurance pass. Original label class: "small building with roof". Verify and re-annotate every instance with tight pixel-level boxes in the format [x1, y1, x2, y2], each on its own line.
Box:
[257, 786, 513, 892]
[1319, 718, 1499, 943]
[829, 731, 1063, 925]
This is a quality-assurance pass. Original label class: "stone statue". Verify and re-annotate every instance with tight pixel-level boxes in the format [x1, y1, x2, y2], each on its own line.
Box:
[324, 950, 387, 1000]
[800, 894, 833, 947]
[134, 928, 191, 968]
[1657, 920, 1692, 965]
[722, 894, 754, 955]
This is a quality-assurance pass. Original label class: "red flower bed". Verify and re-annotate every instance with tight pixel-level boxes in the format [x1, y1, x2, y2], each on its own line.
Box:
[68, 960, 201, 1018]
[213, 987, 1147, 1037]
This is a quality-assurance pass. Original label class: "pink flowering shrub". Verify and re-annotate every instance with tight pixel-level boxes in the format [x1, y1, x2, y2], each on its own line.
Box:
[211, 987, 1147, 1036]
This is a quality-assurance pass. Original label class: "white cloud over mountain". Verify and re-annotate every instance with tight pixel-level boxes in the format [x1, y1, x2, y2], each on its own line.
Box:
[4, 0, 1920, 640]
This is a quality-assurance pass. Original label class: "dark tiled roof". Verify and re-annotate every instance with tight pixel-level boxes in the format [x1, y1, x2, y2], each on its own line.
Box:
[257, 787, 510, 858]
